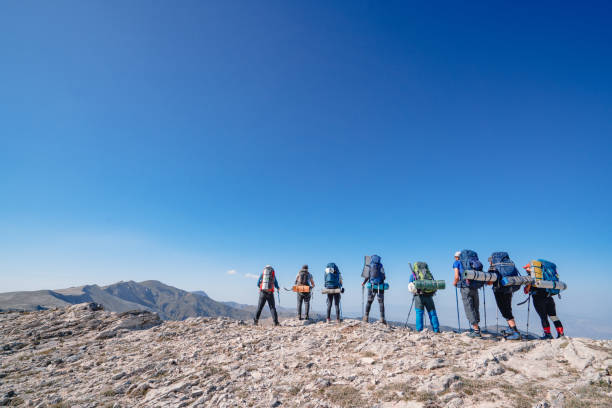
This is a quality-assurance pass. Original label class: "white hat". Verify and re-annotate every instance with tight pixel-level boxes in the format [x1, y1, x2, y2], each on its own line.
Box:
[454, 251, 461, 258]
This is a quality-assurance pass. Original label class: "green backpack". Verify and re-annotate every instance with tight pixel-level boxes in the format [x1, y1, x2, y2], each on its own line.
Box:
[413, 262, 436, 294]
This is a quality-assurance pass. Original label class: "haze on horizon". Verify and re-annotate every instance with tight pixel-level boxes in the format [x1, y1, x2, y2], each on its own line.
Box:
[1, 2, 611, 339]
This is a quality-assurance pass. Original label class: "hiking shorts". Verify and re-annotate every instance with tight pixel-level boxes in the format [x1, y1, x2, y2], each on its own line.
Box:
[460, 287, 480, 326]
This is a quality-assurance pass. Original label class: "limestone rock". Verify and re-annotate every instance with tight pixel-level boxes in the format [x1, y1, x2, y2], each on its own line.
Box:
[0, 304, 610, 407]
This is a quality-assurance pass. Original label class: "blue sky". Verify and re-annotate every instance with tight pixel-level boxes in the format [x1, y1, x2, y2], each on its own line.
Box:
[1, 2, 611, 337]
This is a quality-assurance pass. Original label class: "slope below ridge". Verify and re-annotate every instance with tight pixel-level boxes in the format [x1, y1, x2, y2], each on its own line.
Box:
[1, 306, 610, 407]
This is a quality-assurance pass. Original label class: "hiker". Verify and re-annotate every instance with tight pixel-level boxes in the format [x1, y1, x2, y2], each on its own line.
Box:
[362, 254, 386, 324]
[453, 250, 484, 337]
[294, 264, 315, 320]
[254, 265, 280, 326]
[523, 263, 565, 339]
[488, 253, 521, 340]
[409, 262, 440, 332]
[324, 262, 343, 323]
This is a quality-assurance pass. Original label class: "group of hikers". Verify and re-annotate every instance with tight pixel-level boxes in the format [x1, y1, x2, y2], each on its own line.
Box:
[253, 250, 565, 340]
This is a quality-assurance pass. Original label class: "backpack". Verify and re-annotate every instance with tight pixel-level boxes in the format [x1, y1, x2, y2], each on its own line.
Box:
[533, 259, 561, 295]
[261, 266, 275, 292]
[369, 254, 384, 284]
[324, 263, 341, 289]
[459, 250, 484, 288]
[297, 269, 310, 286]
[413, 262, 436, 294]
[490, 252, 521, 292]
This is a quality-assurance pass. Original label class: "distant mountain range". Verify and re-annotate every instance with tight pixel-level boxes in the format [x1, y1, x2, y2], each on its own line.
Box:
[0, 280, 256, 320]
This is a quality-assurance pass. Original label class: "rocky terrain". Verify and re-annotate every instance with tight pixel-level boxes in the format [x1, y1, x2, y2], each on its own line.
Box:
[1, 304, 610, 408]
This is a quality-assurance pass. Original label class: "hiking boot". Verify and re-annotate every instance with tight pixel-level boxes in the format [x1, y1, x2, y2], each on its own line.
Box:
[362, 315, 369, 323]
[557, 333, 564, 339]
[467, 330, 482, 338]
[326, 318, 331, 324]
[274, 321, 280, 326]
[506, 331, 521, 341]
[540, 333, 553, 340]
[298, 316, 303, 320]
[305, 315, 310, 320]
[336, 318, 341, 324]
[253, 319, 258, 326]
[380, 319, 387, 325]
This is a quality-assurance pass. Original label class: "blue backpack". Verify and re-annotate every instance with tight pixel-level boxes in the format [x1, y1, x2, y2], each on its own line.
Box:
[460, 250, 484, 288]
[324, 263, 341, 289]
[539, 259, 561, 295]
[369, 255, 384, 284]
[491, 252, 521, 292]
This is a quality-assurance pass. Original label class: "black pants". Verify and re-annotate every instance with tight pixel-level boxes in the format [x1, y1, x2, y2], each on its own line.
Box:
[365, 289, 385, 318]
[533, 293, 563, 330]
[255, 291, 279, 323]
[326, 293, 340, 319]
[494, 291, 514, 321]
[297, 292, 311, 318]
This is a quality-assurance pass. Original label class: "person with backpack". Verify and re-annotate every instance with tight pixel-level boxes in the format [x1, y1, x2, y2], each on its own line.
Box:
[254, 265, 280, 326]
[362, 254, 386, 324]
[324, 262, 343, 323]
[488, 253, 521, 340]
[523, 263, 565, 339]
[408, 262, 440, 333]
[294, 265, 315, 320]
[453, 250, 484, 338]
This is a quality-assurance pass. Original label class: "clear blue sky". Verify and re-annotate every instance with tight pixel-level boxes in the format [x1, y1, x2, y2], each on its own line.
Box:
[1, 2, 611, 337]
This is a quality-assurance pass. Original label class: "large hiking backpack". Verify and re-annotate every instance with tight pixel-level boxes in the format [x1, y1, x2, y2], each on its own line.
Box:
[261, 266, 275, 292]
[459, 250, 484, 288]
[490, 252, 521, 292]
[297, 269, 310, 286]
[369, 254, 384, 284]
[324, 263, 341, 289]
[413, 262, 437, 294]
[533, 259, 561, 295]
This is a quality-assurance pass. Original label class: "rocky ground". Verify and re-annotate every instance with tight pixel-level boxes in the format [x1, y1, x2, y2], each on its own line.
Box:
[1, 304, 611, 408]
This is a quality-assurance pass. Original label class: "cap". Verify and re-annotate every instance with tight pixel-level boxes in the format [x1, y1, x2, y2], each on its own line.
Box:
[302, 264, 308, 270]
[454, 251, 461, 258]
[523, 263, 531, 269]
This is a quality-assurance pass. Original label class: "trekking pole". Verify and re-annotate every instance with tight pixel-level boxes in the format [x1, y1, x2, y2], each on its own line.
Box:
[361, 285, 364, 319]
[404, 295, 415, 328]
[455, 286, 460, 333]
[526, 292, 531, 340]
[277, 290, 281, 306]
[482, 287, 487, 333]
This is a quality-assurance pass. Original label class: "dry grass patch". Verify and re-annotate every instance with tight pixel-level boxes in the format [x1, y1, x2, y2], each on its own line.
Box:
[324, 385, 367, 407]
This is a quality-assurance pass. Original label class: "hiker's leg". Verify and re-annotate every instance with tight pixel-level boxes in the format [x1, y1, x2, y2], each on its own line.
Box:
[533, 294, 550, 333]
[304, 293, 310, 319]
[495, 291, 516, 328]
[365, 289, 375, 315]
[334, 293, 340, 319]
[255, 292, 266, 320]
[268, 292, 279, 324]
[378, 290, 385, 321]
[471, 288, 480, 327]
[326, 294, 333, 320]
[297, 294, 303, 318]
[461, 287, 479, 329]
[546, 297, 564, 336]
[424, 295, 439, 332]
[414, 295, 424, 331]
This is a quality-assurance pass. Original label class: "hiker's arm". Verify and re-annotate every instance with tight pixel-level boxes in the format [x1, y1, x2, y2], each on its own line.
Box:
[257, 276, 262, 287]
[310, 275, 315, 287]
[409, 274, 415, 283]
[453, 268, 460, 286]
[524, 284, 531, 294]
[294, 274, 299, 285]
[362, 277, 369, 286]
[274, 277, 279, 289]
[339, 274, 343, 287]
